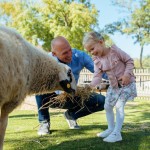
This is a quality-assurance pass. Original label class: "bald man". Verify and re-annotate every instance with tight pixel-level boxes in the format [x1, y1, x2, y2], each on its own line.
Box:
[36, 36, 107, 136]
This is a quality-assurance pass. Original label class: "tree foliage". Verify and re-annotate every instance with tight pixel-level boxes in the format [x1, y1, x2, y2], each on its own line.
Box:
[134, 55, 150, 68]
[104, 0, 150, 68]
[0, 0, 98, 50]
[123, 0, 150, 44]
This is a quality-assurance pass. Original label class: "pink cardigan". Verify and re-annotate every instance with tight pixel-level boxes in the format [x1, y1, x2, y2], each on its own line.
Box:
[91, 45, 136, 88]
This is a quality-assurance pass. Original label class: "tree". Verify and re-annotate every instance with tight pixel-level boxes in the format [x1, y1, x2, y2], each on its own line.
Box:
[0, 0, 52, 48]
[0, 0, 98, 50]
[134, 55, 150, 68]
[104, 0, 150, 68]
[143, 55, 150, 68]
[124, 0, 150, 68]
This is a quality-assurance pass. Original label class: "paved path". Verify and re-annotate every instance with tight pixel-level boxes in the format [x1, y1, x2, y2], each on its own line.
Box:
[18, 95, 37, 110]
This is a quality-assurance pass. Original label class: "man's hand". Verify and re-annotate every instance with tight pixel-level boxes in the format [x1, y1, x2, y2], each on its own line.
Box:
[97, 80, 110, 90]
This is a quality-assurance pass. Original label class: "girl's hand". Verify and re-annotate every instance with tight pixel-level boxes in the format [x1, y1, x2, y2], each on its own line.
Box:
[119, 75, 130, 86]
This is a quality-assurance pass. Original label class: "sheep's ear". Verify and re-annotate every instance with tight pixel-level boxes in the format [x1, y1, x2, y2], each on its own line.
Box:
[64, 64, 70, 70]
[63, 64, 72, 73]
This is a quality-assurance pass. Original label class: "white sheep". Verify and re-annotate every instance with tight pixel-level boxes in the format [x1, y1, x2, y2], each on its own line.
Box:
[0, 26, 77, 150]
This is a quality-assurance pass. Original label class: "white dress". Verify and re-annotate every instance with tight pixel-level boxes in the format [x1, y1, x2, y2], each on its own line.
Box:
[105, 82, 137, 106]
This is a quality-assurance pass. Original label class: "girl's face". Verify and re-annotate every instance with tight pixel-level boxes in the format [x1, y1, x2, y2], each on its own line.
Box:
[85, 40, 105, 57]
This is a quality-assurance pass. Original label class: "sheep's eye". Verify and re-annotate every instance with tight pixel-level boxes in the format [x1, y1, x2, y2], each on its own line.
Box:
[67, 69, 72, 82]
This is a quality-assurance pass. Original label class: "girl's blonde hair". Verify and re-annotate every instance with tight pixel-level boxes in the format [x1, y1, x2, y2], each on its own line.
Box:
[83, 31, 104, 47]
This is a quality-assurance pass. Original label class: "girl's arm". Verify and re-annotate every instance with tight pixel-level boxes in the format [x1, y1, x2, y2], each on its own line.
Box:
[114, 45, 134, 85]
[90, 70, 102, 87]
[115, 46, 134, 77]
[90, 57, 102, 87]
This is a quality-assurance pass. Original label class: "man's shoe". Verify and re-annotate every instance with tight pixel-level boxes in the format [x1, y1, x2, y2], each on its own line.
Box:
[37, 121, 50, 136]
[64, 110, 80, 129]
[103, 132, 122, 142]
[97, 129, 113, 138]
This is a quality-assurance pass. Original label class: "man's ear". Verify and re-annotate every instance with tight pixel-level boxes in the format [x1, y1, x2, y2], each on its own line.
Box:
[99, 40, 104, 44]
[52, 51, 56, 56]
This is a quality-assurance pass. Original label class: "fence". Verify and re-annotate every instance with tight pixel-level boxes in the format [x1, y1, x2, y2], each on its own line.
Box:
[78, 68, 150, 100]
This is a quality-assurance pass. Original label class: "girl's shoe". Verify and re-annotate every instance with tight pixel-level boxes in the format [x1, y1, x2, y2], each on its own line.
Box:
[103, 132, 122, 142]
[97, 129, 113, 138]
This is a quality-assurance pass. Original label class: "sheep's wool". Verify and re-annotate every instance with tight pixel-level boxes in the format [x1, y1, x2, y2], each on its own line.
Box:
[0, 26, 78, 150]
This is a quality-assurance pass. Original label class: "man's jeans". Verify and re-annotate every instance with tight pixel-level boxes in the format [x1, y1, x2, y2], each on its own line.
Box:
[36, 92, 105, 122]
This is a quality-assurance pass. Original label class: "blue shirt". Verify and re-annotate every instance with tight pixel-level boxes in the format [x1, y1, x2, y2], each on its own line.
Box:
[68, 49, 94, 83]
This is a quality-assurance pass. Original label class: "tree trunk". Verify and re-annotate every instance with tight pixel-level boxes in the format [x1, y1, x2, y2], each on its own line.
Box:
[140, 45, 144, 69]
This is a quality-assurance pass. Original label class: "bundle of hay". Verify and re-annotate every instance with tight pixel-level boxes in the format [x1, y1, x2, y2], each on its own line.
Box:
[52, 84, 95, 106]
[51, 80, 110, 107]
[40, 81, 109, 109]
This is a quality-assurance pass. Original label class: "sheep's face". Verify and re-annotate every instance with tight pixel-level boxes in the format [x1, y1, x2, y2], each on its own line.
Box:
[59, 64, 77, 94]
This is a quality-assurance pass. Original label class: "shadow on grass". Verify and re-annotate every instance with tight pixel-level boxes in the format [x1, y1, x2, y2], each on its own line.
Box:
[6, 101, 150, 150]
[126, 111, 150, 122]
[5, 124, 150, 150]
[9, 112, 63, 119]
[126, 102, 150, 122]
[44, 130, 150, 150]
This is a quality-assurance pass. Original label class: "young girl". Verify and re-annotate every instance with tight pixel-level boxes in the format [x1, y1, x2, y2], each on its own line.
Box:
[83, 31, 137, 143]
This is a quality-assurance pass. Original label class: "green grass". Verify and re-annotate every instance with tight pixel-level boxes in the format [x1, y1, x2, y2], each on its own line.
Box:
[4, 99, 150, 150]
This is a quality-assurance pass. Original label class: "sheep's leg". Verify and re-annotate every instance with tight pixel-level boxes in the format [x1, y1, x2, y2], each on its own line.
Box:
[0, 109, 8, 150]
[0, 98, 22, 150]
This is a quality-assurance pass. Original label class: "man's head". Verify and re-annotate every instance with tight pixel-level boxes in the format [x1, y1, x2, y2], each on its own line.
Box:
[51, 36, 72, 63]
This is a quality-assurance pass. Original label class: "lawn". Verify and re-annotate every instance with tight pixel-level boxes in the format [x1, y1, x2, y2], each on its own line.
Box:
[4, 99, 150, 150]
